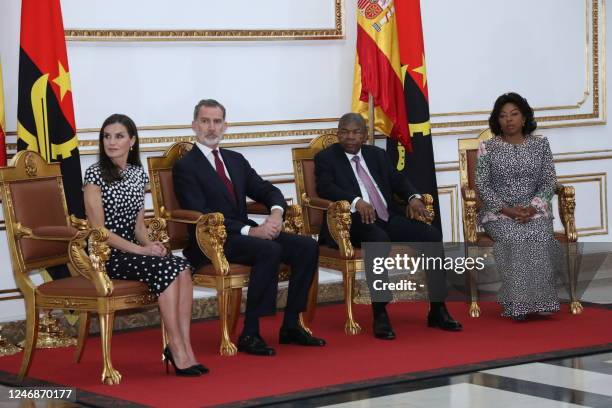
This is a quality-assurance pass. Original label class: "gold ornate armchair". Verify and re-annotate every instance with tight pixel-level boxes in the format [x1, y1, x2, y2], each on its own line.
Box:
[0, 151, 160, 385]
[459, 129, 582, 317]
[292, 134, 434, 335]
[147, 142, 317, 356]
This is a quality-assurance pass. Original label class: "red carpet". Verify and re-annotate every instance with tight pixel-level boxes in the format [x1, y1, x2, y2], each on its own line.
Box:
[0, 302, 611, 407]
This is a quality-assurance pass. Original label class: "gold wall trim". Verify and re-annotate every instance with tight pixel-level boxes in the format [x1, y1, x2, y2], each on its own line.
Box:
[65, 0, 344, 41]
[438, 185, 460, 242]
[558, 172, 608, 236]
[4, 118, 340, 136]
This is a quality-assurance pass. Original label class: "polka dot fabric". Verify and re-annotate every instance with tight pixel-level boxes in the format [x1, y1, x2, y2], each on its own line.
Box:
[84, 163, 191, 295]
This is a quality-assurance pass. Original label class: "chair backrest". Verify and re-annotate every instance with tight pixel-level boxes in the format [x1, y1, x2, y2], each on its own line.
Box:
[292, 133, 339, 235]
[0, 151, 71, 274]
[458, 129, 493, 193]
[147, 142, 194, 249]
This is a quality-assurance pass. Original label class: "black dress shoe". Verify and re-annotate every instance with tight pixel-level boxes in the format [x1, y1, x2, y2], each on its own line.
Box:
[237, 334, 276, 356]
[373, 313, 396, 340]
[279, 326, 326, 346]
[427, 304, 463, 331]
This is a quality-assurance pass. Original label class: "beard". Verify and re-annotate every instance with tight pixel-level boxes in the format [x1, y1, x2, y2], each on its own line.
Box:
[198, 132, 224, 148]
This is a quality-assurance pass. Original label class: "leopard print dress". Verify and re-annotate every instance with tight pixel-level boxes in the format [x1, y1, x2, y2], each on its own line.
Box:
[475, 135, 561, 318]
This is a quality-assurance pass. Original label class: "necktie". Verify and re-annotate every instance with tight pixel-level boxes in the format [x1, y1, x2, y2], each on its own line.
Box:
[212, 150, 236, 203]
[352, 156, 389, 221]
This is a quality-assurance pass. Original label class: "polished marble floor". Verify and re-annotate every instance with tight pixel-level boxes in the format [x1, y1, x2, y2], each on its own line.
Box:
[289, 352, 612, 408]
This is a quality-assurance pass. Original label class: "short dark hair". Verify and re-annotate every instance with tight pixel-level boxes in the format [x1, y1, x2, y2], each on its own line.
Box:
[338, 113, 367, 132]
[488, 92, 537, 136]
[193, 99, 226, 120]
[97, 113, 142, 184]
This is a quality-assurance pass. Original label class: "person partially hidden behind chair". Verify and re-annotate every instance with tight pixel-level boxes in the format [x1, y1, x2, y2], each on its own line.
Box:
[314, 113, 462, 339]
[173, 99, 325, 356]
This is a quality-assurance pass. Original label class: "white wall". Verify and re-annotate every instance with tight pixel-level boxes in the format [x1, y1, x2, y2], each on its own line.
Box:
[0, 0, 608, 321]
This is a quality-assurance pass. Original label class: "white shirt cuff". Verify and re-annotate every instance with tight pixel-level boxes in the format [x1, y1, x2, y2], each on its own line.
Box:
[350, 197, 362, 213]
[240, 225, 251, 236]
[270, 205, 284, 215]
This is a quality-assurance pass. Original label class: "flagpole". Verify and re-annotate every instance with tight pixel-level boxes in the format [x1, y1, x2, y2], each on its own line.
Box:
[368, 93, 375, 145]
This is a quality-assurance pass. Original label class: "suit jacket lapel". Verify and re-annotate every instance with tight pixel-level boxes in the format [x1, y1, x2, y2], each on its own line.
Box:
[334, 144, 361, 196]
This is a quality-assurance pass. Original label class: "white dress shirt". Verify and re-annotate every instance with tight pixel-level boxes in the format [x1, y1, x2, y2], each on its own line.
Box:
[195, 141, 283, 236]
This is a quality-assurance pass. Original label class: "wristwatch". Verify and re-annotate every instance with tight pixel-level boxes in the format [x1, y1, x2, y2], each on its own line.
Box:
[408, 194, 422, 202]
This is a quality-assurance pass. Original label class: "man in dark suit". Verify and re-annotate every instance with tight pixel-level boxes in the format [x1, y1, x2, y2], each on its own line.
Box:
[173, 99, 325, 356]
[315, 113, 462, 339]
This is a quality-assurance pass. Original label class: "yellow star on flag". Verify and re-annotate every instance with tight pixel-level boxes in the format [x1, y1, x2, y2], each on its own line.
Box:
[412, 54, 427, 88]
[52, 61, 72, 101]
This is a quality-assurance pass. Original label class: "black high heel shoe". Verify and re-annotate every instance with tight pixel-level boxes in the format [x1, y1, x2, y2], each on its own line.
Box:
[193, 363, 210, 374]
[163, 347, 202, 377]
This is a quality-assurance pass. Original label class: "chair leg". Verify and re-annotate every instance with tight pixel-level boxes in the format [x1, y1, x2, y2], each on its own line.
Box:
[302, 268, 319, 326]
[217, 287, 237, 356]
[18, 301, 39, 381]
[73, 312, 90, 363]
[98, 311, 121, 385]
[467, 268, 481, 317]
[567, 242, 583, 314]
[466, 246, 481, 318]
[228, 288, 242, 336]
[343, 269, 362, 335]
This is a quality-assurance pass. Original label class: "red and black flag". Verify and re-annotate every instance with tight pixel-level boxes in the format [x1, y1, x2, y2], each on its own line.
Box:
[386, 0, 442, 232]
[17, 0, 84, 219]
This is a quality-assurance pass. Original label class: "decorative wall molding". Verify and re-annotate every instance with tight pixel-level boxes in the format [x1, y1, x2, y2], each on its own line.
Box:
[438, 185, 460, 243]
[557, 172, 608, 237]
[64, 0, 344, 41]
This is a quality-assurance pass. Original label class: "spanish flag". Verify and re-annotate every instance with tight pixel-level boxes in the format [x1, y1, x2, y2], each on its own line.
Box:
[387, 0, 441, 232]
[17, 0, 84, 218]
[352, 0, 412, 151]
[0, 60, 6, 166]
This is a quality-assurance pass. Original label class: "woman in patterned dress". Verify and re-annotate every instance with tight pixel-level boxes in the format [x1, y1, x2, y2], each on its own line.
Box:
[83, 114, 204, 376]
[475, 93, 561, 320]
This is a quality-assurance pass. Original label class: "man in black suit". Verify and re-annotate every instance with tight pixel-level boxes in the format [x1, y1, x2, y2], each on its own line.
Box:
[173, 99, 325, 355]
[315, 113, 462, 339]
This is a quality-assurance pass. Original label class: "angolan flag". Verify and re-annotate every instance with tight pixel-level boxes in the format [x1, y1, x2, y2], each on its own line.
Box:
[17, 0, 84, 218]
[387, 0, 441, 233]
[17, 0, 84, 280]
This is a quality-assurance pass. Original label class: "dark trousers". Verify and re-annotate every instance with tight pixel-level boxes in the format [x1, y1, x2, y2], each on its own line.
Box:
[223, 231, 318, 319]
[349, 212, 448, 311]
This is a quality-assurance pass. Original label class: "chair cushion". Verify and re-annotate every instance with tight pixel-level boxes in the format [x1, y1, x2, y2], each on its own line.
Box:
[319, 245, 363, 259]
[194, 263, 251, 276]
[36, 276, 150, 297]
[10, 179, 71, 263]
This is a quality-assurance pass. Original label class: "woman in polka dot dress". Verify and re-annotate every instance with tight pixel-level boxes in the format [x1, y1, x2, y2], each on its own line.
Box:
[83, 114, 204, 376]
[476, 93, 561, 321]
